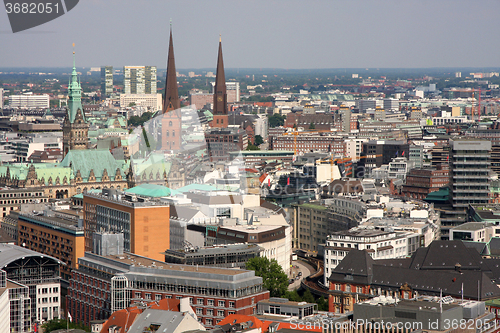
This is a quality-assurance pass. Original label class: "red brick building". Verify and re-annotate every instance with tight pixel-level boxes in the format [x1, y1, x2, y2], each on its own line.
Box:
[401, 165, 449, 200]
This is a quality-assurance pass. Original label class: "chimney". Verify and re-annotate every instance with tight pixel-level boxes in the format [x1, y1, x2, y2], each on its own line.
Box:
[180, 297, 190, 314]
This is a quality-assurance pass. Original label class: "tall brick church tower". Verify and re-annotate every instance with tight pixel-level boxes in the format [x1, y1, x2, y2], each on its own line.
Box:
[161, 27, 182, 151]
[63, 49, 89, 157]
[212, 37, 228, 128]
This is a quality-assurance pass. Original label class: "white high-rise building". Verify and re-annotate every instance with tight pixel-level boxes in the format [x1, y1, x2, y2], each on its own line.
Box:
[211, 81, 240, 102]
[123, 66, 157, 94]
[0, 88, 3, 108]
[9, 94, 49, 108]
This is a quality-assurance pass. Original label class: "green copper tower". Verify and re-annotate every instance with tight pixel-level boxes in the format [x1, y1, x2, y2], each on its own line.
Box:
[63, 45, 89, 157]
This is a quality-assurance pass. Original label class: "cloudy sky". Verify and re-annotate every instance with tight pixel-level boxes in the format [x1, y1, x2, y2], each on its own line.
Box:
[1, 0, 500, 69]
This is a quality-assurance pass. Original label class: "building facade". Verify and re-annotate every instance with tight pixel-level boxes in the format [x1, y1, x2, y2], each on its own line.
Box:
[100, 66, 113, 98]
[17, 211, 85, 282]
[67, 252, 269, 327]
[9, 94, 49, 109]
[123, 66, 157, 95]
[83, 189, 170, 261]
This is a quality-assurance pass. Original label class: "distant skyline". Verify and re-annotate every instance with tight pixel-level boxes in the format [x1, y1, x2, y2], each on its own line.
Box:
[1, 0, 500, 69]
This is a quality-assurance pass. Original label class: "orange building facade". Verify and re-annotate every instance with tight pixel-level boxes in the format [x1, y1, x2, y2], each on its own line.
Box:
[83, 191, 170, 262]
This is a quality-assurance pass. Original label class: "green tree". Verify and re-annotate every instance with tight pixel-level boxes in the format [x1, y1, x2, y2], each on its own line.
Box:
[128, 111, 153, 128]
[128, 102, 136, 107]
[302, 289, 315, 304]
[254, 135, 264, 146]
[246, 141, 260, 151]
[268, 114, 286, 128]
[246, 257, 288, 297]
[317, 296, 328, 311]
[284, 290, 302, 302]
[309, 122, 316, 130]
[41, 319, 91, 333]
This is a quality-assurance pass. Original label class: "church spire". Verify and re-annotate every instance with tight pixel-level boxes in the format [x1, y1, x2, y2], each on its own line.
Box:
[163, 24, 180, 113]
[212, 36, 228, 128]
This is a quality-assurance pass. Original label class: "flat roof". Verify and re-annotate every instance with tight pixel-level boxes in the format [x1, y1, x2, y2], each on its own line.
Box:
[452, 222, 489, 232]
[104, 253, 246, 276]
[164, 244, 262, 256]
[331, 229, 392, 237]
[220, 225, 283, 234]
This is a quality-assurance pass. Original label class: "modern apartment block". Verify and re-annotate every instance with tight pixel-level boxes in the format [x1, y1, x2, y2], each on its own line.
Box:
[449, 140, 491, 209]
[17, 211, 85, 282]
[100, 66, 113, 98]
[83, 189, 170, 261]
[67, 251, 269, 327]
[123, 66, 157, 94]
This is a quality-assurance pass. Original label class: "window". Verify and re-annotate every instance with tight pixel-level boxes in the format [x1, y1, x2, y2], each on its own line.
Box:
[229, 301, 235, 308]
[229, 311, 235, 315]
[206, 319, 213, 326]
[206, 309, 213, 316]
[197, 299, 204, 305]
[335, 284, 341, 291]
[135, 292, 141, 299]
[218, 300, 225, 307]
[155, 294, 162, 301]
[190, 297, 194, 305]
[196, 308, 203, 315]
[207, 299, 214, 306]
[217, 310, 224, 317]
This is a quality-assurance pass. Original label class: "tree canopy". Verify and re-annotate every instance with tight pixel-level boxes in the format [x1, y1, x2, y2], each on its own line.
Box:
[268, 114, 286, 128]
[254, 135, 264, 146]
[128, 111, 153, 128]
[246, 257, 288, 297]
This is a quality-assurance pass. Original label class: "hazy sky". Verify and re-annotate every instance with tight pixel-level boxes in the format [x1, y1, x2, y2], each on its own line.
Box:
[1, 0, 500, 69]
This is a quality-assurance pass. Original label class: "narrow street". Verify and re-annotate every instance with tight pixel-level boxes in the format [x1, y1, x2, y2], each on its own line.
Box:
[288, 259, 315, 291]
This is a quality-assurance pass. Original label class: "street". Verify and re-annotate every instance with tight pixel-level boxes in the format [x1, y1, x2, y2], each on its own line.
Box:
[288, 259, 314, 291]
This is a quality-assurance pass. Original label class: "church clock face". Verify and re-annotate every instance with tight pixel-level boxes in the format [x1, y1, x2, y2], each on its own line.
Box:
[217, 96, 223, 102]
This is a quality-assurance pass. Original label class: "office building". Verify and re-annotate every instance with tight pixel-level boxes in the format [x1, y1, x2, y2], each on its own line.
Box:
[83, 188, 170, 261]
[100, 66, 113, 98]
[9, 94, 49, 109]
[0, 188, 47, 221]
[215, 224, 291, 274]
[0, 88, 3, 109]
[124, 66, 157, 94]
[119, 93, 163, 111]
[292, 198, 365, 250]
[163, 243, 262, 269]
[210, 81, 240, 103]
[0, 244, 61, 326]
[383, 98, 399, 111]
[17, 210, 85, 282]
[323, 228, 421, 285]
[449, 140, 491, 209]
[401, 165, 449, 200]
[67, 251, 269, 326]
